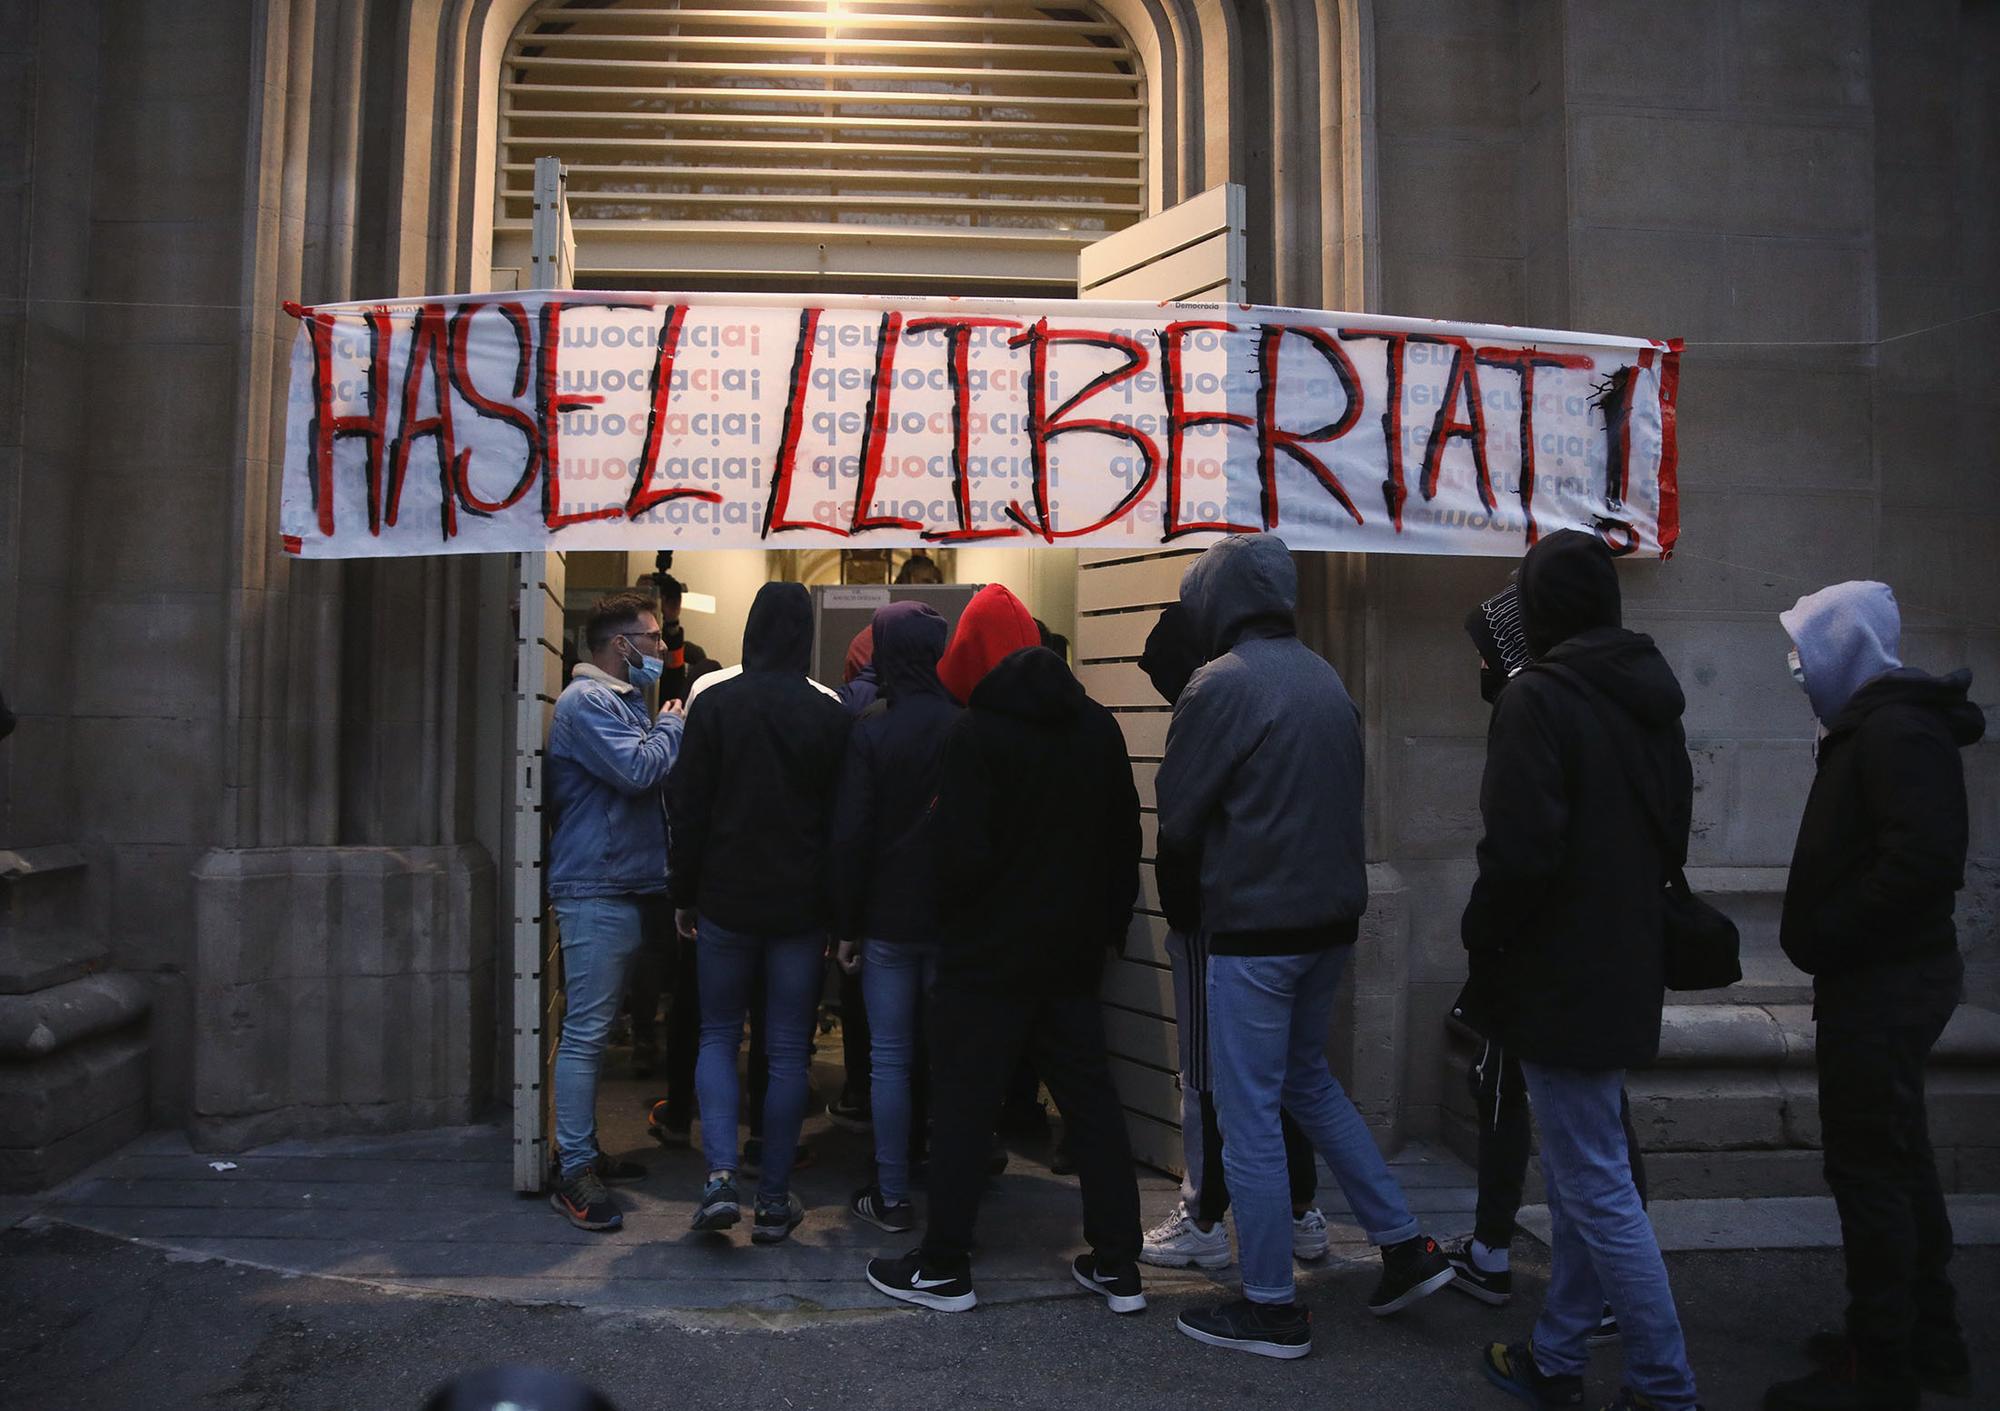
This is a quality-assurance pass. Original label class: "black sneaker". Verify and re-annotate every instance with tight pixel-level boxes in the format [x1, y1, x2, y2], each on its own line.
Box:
[1446, 1238, 1513, 1306]
[1481, 1341, 1584, 1409]
[752, 1192, 806, 1245]
[691, 1173, 740, 1232]
[1586, 1303, 1620, 1347]
[866, 1248, 977, 1312]
[1070, 1253, 1146, 1315]
[1176, 1299, 1312, 1359]
[549, 1168, 622, 1232]
[591, 1149, 647, 1185]
[645, 1099, 691, 1149]
[851, 1185, 915, 1234]
[826, 1092, 873, 1132]
[1806, 1328, 1972, 1399]
[1765, 1364, 1913, 1411]
[1369, 1234, 1454, 1316]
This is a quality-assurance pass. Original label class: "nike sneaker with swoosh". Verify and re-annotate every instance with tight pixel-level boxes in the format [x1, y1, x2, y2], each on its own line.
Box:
[1070, 1253, 1146, 1314]
[866, 1249, 977, 1312]
[549, 1168, 622, 1232]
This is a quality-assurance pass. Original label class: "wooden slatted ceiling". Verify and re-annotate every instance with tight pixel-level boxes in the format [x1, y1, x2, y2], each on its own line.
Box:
[501, 0, 1144, 235]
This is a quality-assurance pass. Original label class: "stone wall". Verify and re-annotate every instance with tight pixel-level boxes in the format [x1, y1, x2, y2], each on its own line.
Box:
[191, 845, 494, 1150]
[1366, 0, 1999, 1147]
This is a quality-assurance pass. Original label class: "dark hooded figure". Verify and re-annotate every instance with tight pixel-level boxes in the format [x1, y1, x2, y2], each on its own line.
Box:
[1461, 529, 1700, 1410]
[864, 584, 1145, 1320]
[1445, 578, 1650, 1332]
[1764, 581, 1982, 1411]
[667, 581, 852, 1246]
[1134, 599, 1327, 1278]
[1157, 534, 1452, 1361]
[829, 601, 958, 1230]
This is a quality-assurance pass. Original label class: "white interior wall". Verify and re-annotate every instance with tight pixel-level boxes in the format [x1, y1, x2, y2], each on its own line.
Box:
[623, 549, 770, 669]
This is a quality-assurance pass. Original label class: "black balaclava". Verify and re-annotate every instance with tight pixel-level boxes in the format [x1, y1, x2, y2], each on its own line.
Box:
[1138, 601, 1205, 706]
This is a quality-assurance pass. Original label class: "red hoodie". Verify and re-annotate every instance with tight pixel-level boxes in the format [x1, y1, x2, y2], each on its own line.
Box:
[938, 583, 1041, 704]
[842, 625, 874, 684]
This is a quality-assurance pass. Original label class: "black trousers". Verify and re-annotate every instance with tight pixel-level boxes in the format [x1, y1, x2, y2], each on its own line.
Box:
[1468, 1039, 1648, 1250]
[1194, 1093, 1317, 1224]
[657, 933, 700, 1129]
[922, 983, 1141, 1269]
[1815, 957, 1963, 1380]
[839, 965, 872, 1101]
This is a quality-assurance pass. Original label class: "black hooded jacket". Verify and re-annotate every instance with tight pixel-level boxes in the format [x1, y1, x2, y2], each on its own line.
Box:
[666, 582, 853, 934]
[828, 602, 960, 944]
[1138, 603, 1204, 935]
[931, 645, 1142, 995]
[1460, 530, 1694, 1070]
[1781, 669, 1985, 978]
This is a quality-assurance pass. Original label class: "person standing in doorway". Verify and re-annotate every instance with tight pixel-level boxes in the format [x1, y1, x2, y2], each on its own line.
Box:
[669, 582, 852, 1245]
[1135, 600, 1327, 1275]
[544, 592, 686, 1232]
[1463, 530, 1700, 1411]
[864, 584, 1144, 1315]
[1447, 584, 1648, 1355]
[831, 601, 959, 1234]
[1160, 535, 1453, 1361]
[1763, 582, 1980, 1411]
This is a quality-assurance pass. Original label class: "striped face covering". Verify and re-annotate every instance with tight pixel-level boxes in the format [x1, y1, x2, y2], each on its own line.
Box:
[1465, 584, 1531, 704]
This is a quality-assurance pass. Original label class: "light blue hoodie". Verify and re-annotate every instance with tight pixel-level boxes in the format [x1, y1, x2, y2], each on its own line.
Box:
[1779, 580, 1904, 723]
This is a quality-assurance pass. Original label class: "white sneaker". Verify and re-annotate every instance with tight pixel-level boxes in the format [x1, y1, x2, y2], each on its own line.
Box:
[1292, 1207, 1330, 1261]
[1140, 1201, 1232, 1269]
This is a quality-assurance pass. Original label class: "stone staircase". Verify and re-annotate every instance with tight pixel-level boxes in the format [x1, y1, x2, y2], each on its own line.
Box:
[1441, 867, 2000, 1198]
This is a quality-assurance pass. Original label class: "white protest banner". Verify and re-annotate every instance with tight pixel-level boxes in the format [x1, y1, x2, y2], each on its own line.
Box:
[279, 291, 1680, 560]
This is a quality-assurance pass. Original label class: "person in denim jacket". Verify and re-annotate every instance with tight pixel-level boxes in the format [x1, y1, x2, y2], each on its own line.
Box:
[545, 591, 686, 1232]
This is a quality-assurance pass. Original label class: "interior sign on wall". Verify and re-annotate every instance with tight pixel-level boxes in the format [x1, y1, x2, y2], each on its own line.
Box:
[279, 291, 1680, 560]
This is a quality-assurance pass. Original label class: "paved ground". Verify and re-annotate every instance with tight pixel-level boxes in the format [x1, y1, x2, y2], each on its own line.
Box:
[4, 1218, 1996, 1410]
[5, 1039, 1995, 1408]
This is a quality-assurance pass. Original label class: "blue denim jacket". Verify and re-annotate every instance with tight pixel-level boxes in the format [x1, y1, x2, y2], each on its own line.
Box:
[546, 666, 684, 899]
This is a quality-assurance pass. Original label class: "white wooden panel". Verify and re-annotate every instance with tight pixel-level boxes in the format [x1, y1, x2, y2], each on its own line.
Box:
[511, 548, 568, 1193]
[1123, 1108, 1184, 1175]
[1075, 553, 1195, 611]
[1082, 234, 1236, 303]
[1076, 609, 1161, 661]
[1078, 186, 1245, 1177]
[1122, 911, 1171, 968]
[1077, 660, 1163, 709]
[1078, 183, 1242, 291]
[1109, 1053, 1182, 1128]
[1114, 709, 1169, 760]
[1101, 956, 1174, 1018]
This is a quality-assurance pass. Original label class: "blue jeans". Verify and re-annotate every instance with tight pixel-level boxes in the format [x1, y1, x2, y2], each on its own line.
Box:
[862, 939, 937, 1204]
[1523, 1062, 1698, 1408]
[551, 896, 648, 1177]
[695, 920, 825, 1202]
[1209, 946, 1419, 1304]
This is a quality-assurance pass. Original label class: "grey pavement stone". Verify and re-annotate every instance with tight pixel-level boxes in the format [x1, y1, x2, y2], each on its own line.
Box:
[36, 1113, 1481, 1320]
[1518, 1194, 2000, 1252]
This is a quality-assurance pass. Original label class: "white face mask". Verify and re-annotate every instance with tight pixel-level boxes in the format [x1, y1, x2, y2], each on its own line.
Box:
[1787, 649, 1806, 688]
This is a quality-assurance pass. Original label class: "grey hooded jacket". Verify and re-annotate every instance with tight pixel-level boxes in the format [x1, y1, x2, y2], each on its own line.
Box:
[1155, 535, 1368, 954]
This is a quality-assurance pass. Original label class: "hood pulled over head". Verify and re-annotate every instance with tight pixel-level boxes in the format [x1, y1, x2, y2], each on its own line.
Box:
[938, 583, 1041, 704]
[1178, 533, 1297, 658]
[871, 600, 950, 701]
[1518, 529, 1621, 658]
[742, 581, 814, 674]
[1780, 580, 1904, 723]
[843, 625, 875, 684]
[1138, 601, 1205, 706]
